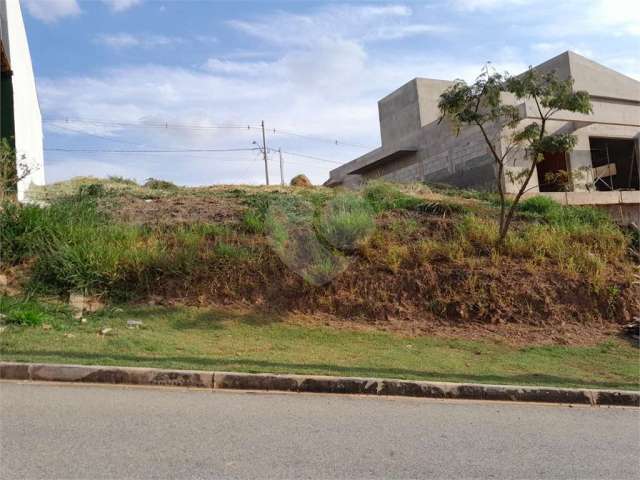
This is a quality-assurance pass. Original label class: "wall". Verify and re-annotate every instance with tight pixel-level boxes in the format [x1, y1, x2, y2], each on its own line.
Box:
[327, 52, 640, 191]
[5, 0, 44, 201]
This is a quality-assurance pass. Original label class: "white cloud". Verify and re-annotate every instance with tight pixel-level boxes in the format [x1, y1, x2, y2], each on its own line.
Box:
[23, 0, 80, 23]
[584, 0, 640, 36]
[95, 33, 184, 49]
[101, 0, 143, 12]
[452, 0, 530, 11]
[228, 4, 451, 47]
[204, 58, 269, 76]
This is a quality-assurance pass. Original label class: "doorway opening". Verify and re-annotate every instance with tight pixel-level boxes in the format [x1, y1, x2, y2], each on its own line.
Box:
[536, 151, 569, 192]
[589, 137, 639, 191]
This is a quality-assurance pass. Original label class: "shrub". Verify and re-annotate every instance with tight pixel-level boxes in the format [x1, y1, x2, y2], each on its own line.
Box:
[144, 178, 177, 190]
[363, 181, 423, 212]
[78, 183, 106, 197]
[317, 193, 375, 251]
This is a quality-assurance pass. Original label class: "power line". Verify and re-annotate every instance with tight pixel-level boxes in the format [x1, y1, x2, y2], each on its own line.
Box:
[47, 122, 144, 146]
[270, 128, 372, 149]
[275, 149, 342, 165]
[44, 117, 373, 150]
[44, 118, 259, 130]
[44, 147, 260, 153]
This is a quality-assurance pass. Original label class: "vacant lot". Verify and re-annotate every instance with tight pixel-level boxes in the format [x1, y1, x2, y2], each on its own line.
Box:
[1, 176, 639, 348]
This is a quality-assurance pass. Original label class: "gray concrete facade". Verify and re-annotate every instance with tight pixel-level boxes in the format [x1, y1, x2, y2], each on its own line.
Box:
[326, 52, 640, 202]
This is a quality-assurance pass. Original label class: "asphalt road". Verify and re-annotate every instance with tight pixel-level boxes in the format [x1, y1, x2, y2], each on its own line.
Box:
[1, 382, 638, 479]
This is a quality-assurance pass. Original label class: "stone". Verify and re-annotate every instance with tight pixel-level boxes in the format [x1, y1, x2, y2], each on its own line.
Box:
[290, 174, 312, 187]
[42, 324, 52, 331]
[69, 293, 104, 315]
[126, 320, 143, 329]
[99, 327, 113, 336]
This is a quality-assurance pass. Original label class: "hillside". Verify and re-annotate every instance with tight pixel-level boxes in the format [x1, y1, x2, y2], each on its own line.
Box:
[1, 176, 638, 345]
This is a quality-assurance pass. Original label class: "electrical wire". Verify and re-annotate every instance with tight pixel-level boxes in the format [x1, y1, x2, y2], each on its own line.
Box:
[44, 147, 260, 153]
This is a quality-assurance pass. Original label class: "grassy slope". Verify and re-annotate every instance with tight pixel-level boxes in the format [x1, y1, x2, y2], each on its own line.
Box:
[1, 177, 638, 389]
[1, 304, 638, 390]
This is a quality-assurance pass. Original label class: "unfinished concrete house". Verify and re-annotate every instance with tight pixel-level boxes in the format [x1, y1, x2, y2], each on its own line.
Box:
[325, 52, 639, 220]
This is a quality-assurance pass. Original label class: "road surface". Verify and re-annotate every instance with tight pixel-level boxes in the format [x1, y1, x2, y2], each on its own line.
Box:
[1, 381, 638, 479]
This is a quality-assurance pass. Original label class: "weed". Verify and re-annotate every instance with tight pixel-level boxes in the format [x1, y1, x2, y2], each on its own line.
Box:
[144, 178, 178, 190]
[213, 242, 251, 261]
[605, 285, 621, 319]
[363, 181, 423, 212]
[384, 244, 410, 273]
[0, 295, 70, 327]
[242, 208, 265, 234]
[107, 176, 138, 186]
[414, 200, 469, 216]
[78, 183, 106, 197]
[316, 193, 375, 251]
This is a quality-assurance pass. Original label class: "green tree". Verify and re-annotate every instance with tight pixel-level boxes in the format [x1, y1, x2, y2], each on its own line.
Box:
[438, 66, 592, 245]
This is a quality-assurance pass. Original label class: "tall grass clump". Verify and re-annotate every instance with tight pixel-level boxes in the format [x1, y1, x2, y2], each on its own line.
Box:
[0, 196, 255, 299]
[143, 178, 178, 190]
[0, 295, 71, 327]
[317, 193, 375, 251]
[1, 197, 104, 264]
[518, 196, 612, 230]
[363, 180, 423, 212]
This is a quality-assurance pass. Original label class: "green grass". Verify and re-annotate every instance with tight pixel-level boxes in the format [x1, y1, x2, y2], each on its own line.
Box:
[316, 193, 375, 251]
[1, 301, 638, 390]
[363, 180, 425, 212]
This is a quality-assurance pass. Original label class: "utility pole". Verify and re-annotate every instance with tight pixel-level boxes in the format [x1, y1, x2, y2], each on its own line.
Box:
[278, 148, 285, 186]
[261, 120, 269, 185]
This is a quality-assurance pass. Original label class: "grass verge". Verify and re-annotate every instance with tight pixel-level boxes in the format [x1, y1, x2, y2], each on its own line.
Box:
[1, 301, 637, 391]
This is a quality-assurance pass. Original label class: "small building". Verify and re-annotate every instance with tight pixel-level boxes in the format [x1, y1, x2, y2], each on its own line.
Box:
[325, 52, 639, 209]
[1, 0, 45, 201]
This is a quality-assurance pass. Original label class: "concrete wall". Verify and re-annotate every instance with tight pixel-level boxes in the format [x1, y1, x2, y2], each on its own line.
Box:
[327, 51, 639, 193]
[377, 78, 453, 148]
[5, 0, 44, 201]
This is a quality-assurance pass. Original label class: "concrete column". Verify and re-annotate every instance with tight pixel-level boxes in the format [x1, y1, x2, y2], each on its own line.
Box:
[568, 131, 593, 192]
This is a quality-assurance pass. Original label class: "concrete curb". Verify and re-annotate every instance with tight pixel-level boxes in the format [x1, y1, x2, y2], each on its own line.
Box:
[1, 362, 638, 407]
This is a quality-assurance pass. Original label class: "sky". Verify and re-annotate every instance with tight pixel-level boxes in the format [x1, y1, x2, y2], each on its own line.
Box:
[20, 0, 640, 186]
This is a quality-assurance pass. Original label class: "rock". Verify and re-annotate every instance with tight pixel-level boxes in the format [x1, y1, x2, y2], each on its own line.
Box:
[80, 318, 87, 324]
[0, 313, 7, 323]
[290, 174, 312, 187]
[64, 333, 75, 338]
[99, 327, 113, 336]
[0, 326, 6, 334]
[126, 320, 143, 329]
[69, 293, 104, 315]
[42, 324, 52, 331]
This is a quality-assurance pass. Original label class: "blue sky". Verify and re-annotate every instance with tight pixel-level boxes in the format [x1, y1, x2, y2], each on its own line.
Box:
[22, 0, 640, 185]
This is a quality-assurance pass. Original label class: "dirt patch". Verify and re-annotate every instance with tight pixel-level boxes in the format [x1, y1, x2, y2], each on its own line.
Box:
[108, 193, 245, 226]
